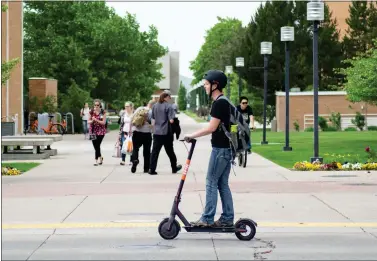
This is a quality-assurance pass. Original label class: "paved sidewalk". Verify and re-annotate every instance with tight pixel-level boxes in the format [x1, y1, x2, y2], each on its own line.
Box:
[2, 112, 377, 260]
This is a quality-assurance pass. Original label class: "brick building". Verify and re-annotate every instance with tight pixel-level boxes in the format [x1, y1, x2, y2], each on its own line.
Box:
[1, 1, 23, 134]
[276, 91, 377, 132]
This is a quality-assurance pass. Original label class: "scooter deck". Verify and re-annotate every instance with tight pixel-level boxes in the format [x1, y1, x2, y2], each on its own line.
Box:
[183, 226, 247, 233]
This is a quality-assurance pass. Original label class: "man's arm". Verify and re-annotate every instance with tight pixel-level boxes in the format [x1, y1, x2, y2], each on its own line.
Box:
[249, 106, 255, 128]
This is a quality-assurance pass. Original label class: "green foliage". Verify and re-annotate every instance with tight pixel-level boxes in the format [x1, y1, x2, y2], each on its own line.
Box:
[177, 81, 187, 111]
[344, 127, 357, 132]
[341, 39, 377, 105]
[59, 82, 92, 133]
[329, 112, 341, 131]
[23, 2, 166, 107]
[1, 58, 20, 86]
[1, 4, 7, 12]
[368, 126, 377, 131]
[351, 112, 366, 131]
[305, 127, 314, 132]
[343, 2, 377, 59]
[293, 120, 300, 132]
[318, 116, 329, 131]
[189, 17, 245, 85]
[28, 95, 58, 114]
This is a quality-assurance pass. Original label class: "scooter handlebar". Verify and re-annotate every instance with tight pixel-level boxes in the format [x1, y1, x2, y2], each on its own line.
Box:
[179, 138, 197, 143]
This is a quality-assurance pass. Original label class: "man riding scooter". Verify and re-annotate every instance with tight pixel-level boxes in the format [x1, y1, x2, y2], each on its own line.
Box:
[184, 70, 235, 227]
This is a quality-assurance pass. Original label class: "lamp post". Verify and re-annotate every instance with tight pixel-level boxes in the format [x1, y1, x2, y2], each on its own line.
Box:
[260, 42, 272, 145]
[281, 26, 294, 152]
[225, 65, 233, 98]
[307, 0, 324, 163]
[235, 57, 244, 101]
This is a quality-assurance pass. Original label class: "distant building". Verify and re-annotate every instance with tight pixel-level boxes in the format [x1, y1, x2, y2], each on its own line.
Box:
[152, 51, 179, 103]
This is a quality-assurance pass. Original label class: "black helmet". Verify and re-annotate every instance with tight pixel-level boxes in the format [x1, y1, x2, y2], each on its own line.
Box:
[203, 70, 228, 90]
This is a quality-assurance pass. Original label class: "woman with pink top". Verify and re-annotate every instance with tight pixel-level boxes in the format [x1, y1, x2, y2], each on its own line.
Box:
[88, 99, 107, 166]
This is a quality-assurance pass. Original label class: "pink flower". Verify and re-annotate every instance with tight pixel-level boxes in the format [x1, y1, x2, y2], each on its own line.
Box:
[365, 146, 370, 152]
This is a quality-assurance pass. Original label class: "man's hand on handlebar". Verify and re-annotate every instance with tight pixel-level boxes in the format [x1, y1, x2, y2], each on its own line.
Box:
[182, 134, 194, 143]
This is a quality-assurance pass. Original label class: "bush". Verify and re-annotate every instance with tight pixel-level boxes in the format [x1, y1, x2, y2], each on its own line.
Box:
[344, 127, 357, 131]
[323, 126, 338, 132]
[318, 116, 328, 131]
[351, 112, 365, 131]
[293, 120, 300, 132]
[367, 126, 377, 131]
[305, 127, 314, 132]
[329, 112, 341, 130]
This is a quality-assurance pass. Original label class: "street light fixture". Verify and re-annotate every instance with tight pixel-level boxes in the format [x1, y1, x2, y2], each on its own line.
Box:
[307, 0, 324, 163]
[235, 57, 244, 101]
[281, 26, 294, 152]
[260, 41, 272, 145]
[225, 65, 233, 98]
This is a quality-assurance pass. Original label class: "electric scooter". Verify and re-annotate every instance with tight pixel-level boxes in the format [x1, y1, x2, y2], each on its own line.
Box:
[158, 138, 257, 241]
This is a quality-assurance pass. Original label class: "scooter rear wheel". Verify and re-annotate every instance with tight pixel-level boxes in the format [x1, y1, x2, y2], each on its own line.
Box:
[235, 219, 256, 241]
[158, 217, 181, 240]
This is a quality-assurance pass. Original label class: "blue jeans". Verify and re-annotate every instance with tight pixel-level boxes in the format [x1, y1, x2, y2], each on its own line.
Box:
[82, 120, 88, 134]
[200, 147, 234, 224]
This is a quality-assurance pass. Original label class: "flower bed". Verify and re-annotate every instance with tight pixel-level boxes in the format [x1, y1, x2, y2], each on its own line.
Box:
[293, 146, 377, 171]
[293, 161, 377, 171]
[2, 166, 22, 175]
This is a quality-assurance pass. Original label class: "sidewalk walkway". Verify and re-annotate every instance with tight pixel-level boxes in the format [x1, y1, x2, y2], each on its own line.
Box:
[2, 112, 377, 260]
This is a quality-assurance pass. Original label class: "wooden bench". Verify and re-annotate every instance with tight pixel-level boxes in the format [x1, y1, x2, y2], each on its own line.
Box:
[2, 138, 54, 154]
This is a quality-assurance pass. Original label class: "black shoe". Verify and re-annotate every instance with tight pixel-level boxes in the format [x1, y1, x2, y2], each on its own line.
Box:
[131, 160, 139, 173]
[148, 170, 158, 175]
[214, 219, 234, 227]
[172, 164, 182, 174]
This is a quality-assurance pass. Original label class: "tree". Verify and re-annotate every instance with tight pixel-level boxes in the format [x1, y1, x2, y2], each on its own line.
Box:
[341, 39, 377, 105]
[342, 1, 377, 59]
[23, 1, 166, 108]
[177, 81, 187, 111]
[240, 1, 343, 106]
[1, 4, 20, 86]
[189, 17, 245, 85]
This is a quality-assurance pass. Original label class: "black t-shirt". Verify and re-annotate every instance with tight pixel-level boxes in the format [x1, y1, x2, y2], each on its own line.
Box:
[210, 96, 235, 148]
[236, 105, 253, 125]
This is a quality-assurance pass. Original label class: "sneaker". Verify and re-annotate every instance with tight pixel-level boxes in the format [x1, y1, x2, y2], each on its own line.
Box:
[131, 160, 139, 173]
[214, 219, 234, 227]
[148, 170, 158, 175]
[172, 164, 182, 174]
[190, 219, 213, 227]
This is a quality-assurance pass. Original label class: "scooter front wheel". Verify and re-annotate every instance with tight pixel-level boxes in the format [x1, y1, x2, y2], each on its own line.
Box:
[158, 217, 181, 240]
[235, 218, 256, 241]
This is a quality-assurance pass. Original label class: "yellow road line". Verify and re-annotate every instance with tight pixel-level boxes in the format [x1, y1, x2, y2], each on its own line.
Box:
[2, 222, 377, 229]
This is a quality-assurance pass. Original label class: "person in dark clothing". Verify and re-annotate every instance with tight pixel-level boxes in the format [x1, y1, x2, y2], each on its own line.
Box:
[236, 96, 254, 153]
[129, 100, 155, 173]
[184, 70, 235, 227]
[149, 92, 182, 175]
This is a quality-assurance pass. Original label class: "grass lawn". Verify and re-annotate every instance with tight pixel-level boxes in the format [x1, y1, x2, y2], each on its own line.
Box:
[183, 111, 208, 123]
[250, 131, 377, 169]
[2, 162, 41, 173]
[108, 123, 120, 131]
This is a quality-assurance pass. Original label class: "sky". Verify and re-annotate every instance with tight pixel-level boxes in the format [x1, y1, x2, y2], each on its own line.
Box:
[106, 1, 262, 81]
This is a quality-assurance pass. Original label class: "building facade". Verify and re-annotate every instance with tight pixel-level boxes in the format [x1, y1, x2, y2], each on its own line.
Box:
[276, 91, 377, 132]
[1, 1, 23, 134]
[152, 51, 180, 102]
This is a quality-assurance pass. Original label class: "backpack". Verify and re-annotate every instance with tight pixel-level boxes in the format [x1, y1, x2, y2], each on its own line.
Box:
[132, 108, 149, 128]
[217, 96, 250, 158]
